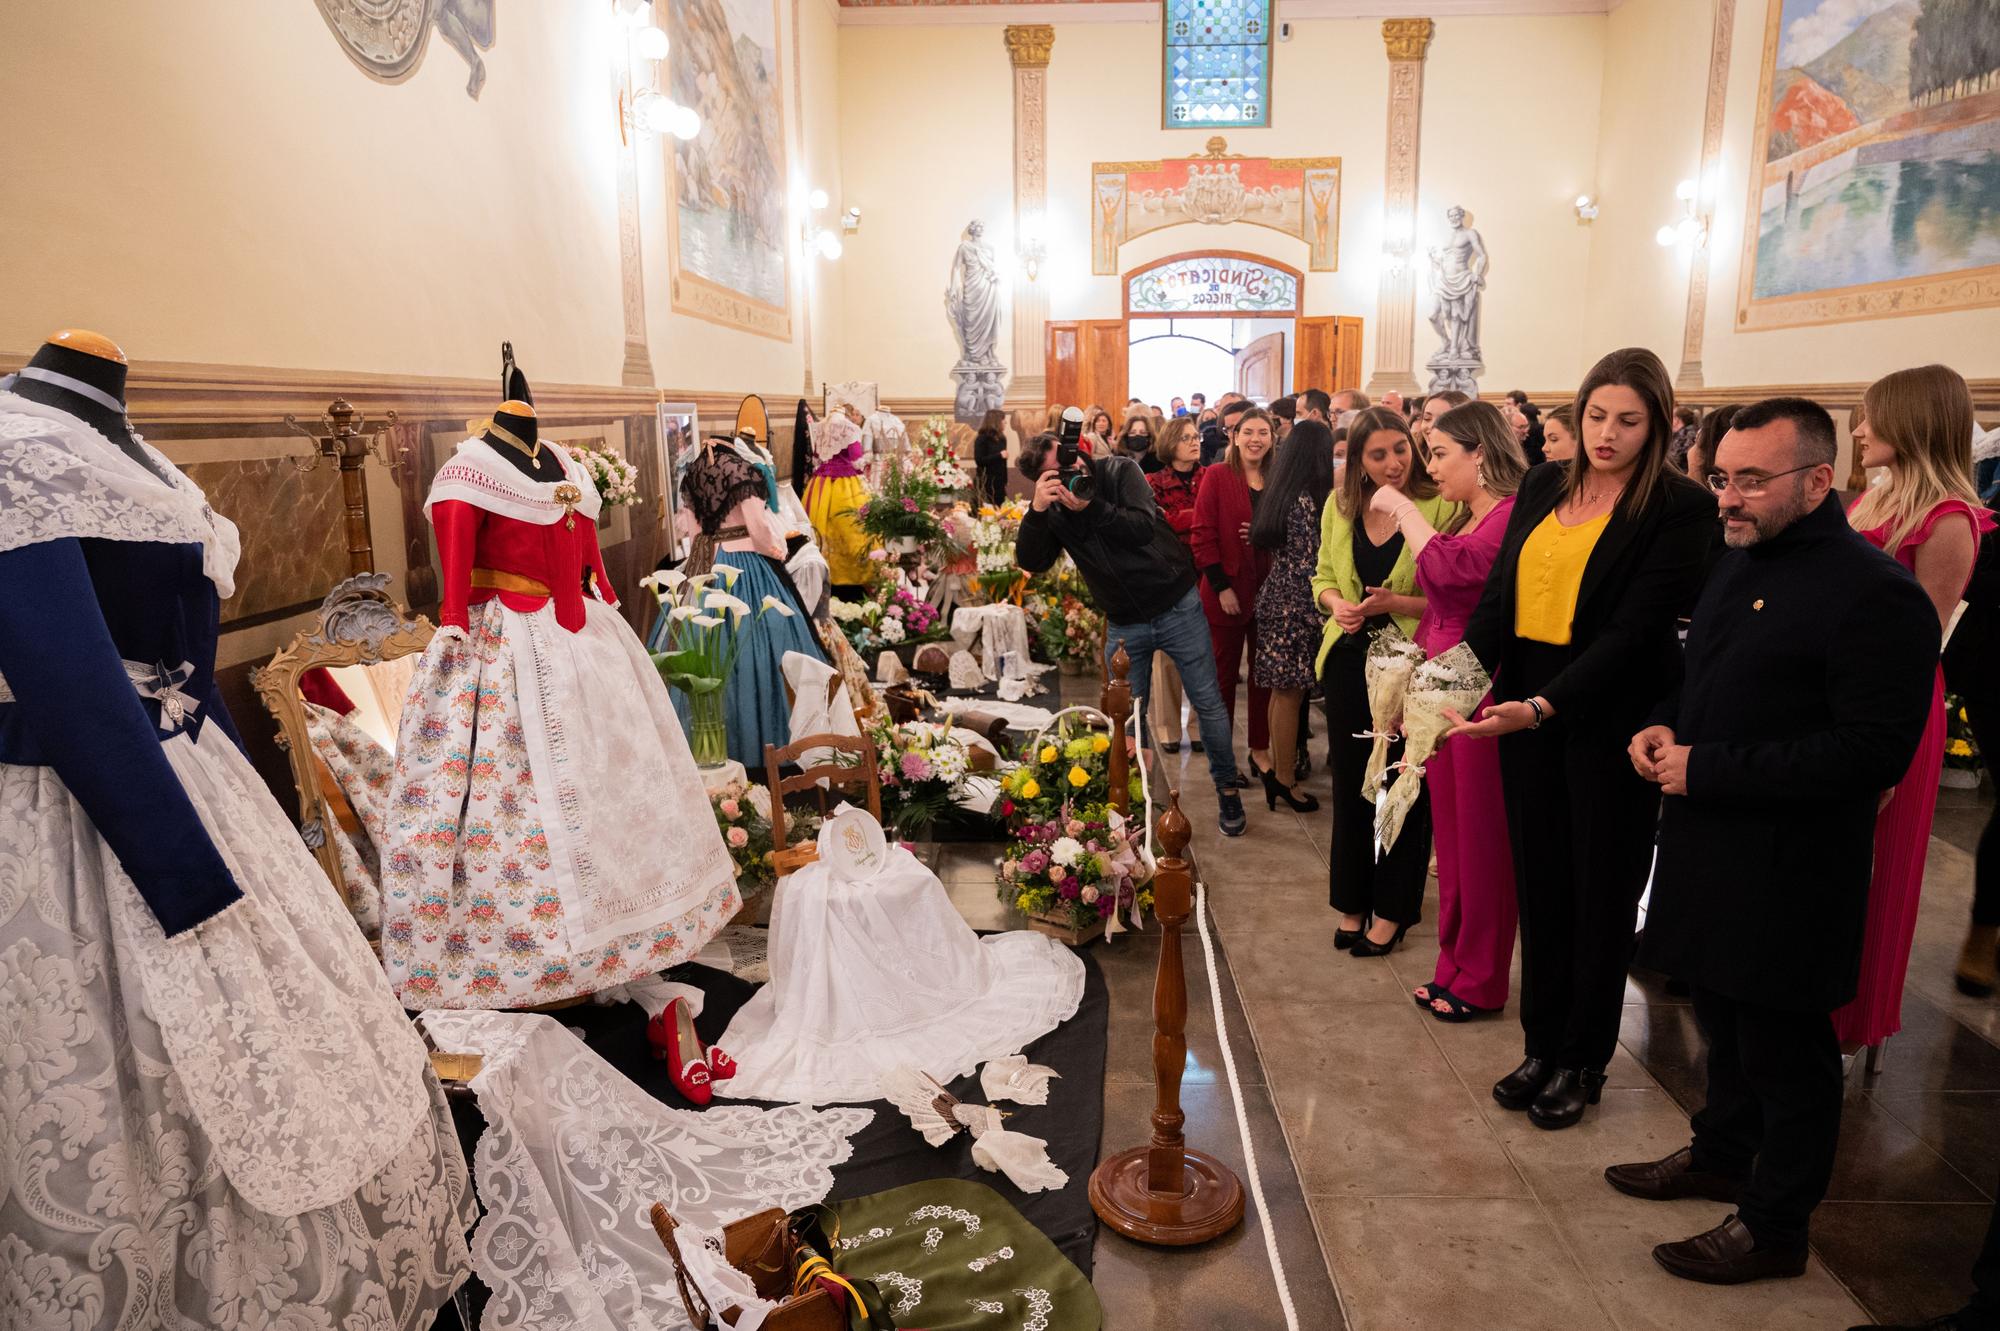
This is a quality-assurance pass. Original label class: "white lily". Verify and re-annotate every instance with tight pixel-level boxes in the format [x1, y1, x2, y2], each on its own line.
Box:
[684, 572, 715, 591]
[716, 564, 742, 588]
[669, 605, 701, 621]
[691, 614, 723, 628]
[704, 591, 752, 617]
[640, 569, 686, 593]
[761, 595, 795, 617]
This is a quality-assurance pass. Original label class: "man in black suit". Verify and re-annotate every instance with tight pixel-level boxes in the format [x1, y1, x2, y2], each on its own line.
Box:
[1609, 398, 1940, 1285]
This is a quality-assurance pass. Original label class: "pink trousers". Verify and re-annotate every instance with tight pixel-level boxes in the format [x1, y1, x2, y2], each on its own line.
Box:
[1427, 729, 1518, 1011]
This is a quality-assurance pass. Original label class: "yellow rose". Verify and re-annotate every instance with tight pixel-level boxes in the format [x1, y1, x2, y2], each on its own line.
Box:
[1091, 734, 1111, 754]
[1020, 779, 1041, 799]
[1040, 745, 1058, 764]
[1068, 766, 1089, 788]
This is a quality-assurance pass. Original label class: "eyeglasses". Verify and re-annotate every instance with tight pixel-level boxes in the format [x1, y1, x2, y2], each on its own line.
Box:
[1704, 463, 1818, 497]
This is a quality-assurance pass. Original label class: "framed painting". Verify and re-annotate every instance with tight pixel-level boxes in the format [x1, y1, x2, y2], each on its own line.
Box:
[1737, 0, 2000, 331]
[667, 0, 794, 341]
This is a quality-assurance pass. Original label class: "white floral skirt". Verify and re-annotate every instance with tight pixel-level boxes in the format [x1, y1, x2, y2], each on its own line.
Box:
[0, 724, 474, 1331]
[380, 598, 739, 1009]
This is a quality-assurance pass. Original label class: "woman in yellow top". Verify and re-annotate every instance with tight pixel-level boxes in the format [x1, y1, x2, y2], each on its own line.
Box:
[1454, 348, 1715, 1130]
[1313, 407, 1461, 958]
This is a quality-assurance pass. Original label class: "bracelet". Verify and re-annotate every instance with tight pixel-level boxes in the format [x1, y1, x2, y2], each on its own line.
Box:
[1526, 698, 1545, 729]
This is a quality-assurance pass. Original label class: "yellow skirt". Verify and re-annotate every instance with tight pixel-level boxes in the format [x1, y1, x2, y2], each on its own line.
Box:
[804, 474, 873, 585]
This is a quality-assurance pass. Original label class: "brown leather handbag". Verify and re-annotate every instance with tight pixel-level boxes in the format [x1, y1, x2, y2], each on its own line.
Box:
[648, 1205, 845, 1331]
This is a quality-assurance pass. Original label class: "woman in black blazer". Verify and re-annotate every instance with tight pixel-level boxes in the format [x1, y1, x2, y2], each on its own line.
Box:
[1455, 347, 1716, 1129]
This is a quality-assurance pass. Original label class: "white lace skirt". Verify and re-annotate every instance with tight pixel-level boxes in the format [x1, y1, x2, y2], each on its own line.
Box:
[718, 846, 1087, 1104]
[380, 599, 740, 1009]
[0, 724, 474, 1331]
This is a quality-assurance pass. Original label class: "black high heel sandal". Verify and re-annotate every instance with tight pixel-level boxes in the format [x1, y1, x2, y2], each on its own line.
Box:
[1261, 769, 1321, 812]
[1334, 917, 1370, 951]
[1348, 921, 1409, 958]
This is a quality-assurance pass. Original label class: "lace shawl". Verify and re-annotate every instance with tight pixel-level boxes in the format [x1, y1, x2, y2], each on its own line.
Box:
[683, 444, 768, 533]
[0, 392, 242, 596]
[425, 436, 605, 527]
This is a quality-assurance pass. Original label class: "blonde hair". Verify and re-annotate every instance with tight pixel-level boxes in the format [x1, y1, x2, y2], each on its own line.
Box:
[1044, 404, 1067, 433]
[1849, 364, 1981, 551]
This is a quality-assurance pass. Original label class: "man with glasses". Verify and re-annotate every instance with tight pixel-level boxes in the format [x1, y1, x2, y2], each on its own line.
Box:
[1607, 398, 1939, 1284]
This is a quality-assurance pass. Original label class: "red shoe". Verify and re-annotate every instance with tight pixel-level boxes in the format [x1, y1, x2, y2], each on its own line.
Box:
[650, 998, 713, 1105]
[707, 1046, 738, 1081]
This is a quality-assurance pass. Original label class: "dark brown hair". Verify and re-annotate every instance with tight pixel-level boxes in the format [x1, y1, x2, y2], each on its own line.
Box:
[1568, 347, 1677, 517]
[1336, 406, 1437, 517]
[1431, 401, 1527, 533]
[1227, 407, 1277, 481]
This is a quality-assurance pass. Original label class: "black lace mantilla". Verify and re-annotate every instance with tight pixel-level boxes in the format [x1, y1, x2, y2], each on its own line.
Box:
[683, 444, 768, 533]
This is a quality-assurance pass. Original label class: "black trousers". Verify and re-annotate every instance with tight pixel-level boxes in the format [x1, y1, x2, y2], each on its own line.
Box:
[1970, 1172, 2000, 1328]
[1497, 708, 1658, 1071]
[1968, 701, 2000, 927]
[1688, 986, 1842, 1248]
[1322, 643, 1430, 925]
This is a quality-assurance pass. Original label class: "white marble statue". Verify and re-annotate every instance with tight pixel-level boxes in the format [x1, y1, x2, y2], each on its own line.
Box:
[945, 220, 1007, 421]
[1426, 205, 1489, 396]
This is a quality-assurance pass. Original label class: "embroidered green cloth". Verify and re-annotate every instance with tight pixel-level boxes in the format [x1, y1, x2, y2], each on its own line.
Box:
[828, 1179, 1101, 1330]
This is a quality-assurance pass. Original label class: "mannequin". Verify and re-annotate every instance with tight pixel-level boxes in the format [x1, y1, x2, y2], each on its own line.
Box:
[0, 330, 175, 483]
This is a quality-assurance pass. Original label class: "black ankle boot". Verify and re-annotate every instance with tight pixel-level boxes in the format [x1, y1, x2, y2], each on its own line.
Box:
[1492, 1056, 1555, 1111]
[1528, 1067, 1607, 1130]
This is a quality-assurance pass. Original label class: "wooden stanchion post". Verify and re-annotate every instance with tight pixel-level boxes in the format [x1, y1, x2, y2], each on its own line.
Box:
[1102, 642, 1132, 815]
[1088, 790, 1245, 1245]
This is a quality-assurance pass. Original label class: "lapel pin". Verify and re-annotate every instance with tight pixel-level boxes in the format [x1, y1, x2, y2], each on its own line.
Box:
[1753, 599, 1765, 611]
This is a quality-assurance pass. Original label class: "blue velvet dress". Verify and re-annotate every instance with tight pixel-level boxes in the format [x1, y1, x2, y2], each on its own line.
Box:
[0, 394, 471, 1329]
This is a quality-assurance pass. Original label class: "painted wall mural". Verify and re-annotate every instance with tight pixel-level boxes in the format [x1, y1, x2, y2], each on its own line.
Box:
[313, 0, 496, 98]
[1092, 137, 1340, 275]
[1738, 0, 2000, 329]
[668, 0, 794, 340]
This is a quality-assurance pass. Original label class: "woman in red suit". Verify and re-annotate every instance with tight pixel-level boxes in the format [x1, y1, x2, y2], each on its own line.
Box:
[1193, 407, 1276, 783]
[1146, 416, 1204, 753]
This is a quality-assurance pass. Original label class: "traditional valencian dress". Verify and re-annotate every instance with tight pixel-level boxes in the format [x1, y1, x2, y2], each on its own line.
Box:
[804, 412, 873, 585]
[380, 435, 738, 1009]
[0, 390, 473, 1329]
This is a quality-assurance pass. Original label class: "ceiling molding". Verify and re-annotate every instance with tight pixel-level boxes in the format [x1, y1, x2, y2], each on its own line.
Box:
[836, 0, 1613, 22]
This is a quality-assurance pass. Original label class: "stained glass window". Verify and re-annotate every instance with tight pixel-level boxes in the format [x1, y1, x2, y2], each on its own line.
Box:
[1163, 0, 1272, 129]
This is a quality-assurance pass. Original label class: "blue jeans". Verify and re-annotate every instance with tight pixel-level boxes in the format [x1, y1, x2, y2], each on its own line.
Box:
[1106, 585, 1242, 792]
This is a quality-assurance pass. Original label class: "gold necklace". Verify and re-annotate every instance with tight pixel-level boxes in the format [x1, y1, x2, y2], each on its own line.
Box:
[489, 421, 542, 462]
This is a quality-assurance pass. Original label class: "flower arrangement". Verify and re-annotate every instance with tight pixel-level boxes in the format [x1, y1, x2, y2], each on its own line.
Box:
[997, 805, 1153, 937]
[969, 500, 1028, 603]
[1024, 560, 1105, 666]
[828, 572, 946, 656]
[643, 567, 797, 766]
[577, 444, 641, 508]
[708, 779, 826, 896]
[865, 714, 973, 839]
[910, 415, 972, 492]
[855, 454, 946, 549]
[996, 726, 1145, 830]
[1947, 693, 1982, 773]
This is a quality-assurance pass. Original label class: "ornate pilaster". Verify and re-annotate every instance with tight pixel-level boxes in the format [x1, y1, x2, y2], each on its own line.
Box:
[612, 39, 653, 388]
[1677, 0, 1735, 391]
[1366, 18, 1432, 398]
[793, 0, 814, 397]
[1006, 25, 1052, 405]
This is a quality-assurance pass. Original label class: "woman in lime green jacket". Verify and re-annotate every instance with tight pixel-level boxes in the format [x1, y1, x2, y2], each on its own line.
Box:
[1312, 407, 1461, 957]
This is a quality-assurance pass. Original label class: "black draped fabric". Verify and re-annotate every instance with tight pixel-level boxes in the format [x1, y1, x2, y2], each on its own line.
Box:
[436, 945, 1108, 1329]
[790, 399, 812, 498]
[683, 444, 767, 532]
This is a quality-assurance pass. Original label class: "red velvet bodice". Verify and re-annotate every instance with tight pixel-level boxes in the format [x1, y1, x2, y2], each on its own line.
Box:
[433, 500, 616, 634]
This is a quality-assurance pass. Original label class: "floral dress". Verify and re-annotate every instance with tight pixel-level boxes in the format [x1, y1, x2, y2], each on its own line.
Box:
[1253, 492, 1323, 689]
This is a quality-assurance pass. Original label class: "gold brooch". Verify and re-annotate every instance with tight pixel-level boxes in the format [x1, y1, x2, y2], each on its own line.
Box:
[1753, 598, 1765, 611]
[554, 482, 583, 530]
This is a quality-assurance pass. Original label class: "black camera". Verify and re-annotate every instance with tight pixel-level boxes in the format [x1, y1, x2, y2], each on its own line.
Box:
[1054, 407, 1094, 501]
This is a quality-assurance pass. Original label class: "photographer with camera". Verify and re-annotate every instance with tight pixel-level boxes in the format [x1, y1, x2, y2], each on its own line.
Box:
[1015, 409, 1249, 836]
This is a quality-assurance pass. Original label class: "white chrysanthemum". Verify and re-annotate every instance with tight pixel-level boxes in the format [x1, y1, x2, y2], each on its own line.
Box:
[1049, 836, 1084, 869]
[878, 618, 906, 643]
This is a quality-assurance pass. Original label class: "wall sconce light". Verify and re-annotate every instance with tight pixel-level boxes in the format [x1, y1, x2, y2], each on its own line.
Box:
[614, 0, 697, 145]
[841, 206, 862, 235]
[1655, 178, 1710, 250]
[800, 187, 843, 260]
[633, 24, 669, 61]
[614, 0, 653, 25]
[1574, 194, 1599, 223]
[1017, 209, 1048, 282]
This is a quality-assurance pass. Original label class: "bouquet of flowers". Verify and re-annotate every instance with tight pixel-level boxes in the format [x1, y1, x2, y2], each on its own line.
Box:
[855, 454, 946, 549]
[997, 805, 1153, 937]
[911, 414, 972, 492]
[708, 778, 777, 894]
[644, 567, 798, 766]
[1947, 693, 1983, 774]
[994, 725, 1146, 833]
[1361, 624, 1426, 799]
[865, 714, 973, 838]
[1374, 642, 1492, 854]
[576, 444, 641, 508]
[1025, 560, 1105, 666]
[969, 501, 1028, 603]
[828, 571, 946, 656]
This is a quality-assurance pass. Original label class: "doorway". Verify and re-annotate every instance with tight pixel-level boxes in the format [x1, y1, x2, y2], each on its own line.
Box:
[1128, 316, 1294, 409]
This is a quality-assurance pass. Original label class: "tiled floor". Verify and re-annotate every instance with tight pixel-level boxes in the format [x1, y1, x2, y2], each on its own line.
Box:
[942, 675, 1997, 1328]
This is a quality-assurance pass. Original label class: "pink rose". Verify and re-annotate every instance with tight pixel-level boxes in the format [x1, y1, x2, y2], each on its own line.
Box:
[719, 798, 741, 820]
[726, 827, 749, 848]
[1080, 885, 1100, 904]
[1065, 819, 1086, 838]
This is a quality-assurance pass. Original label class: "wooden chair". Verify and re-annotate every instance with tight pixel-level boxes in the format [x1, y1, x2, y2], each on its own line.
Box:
[761, 733, 882, 875]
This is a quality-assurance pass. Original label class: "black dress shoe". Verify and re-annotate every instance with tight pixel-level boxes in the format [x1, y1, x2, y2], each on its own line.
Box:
[1528, 1066, 1607, 1130]
[1605, 1146, 1746, 1203]
[1653, 1214, 1807, 1285]
[1492, 1056, 1555, 1111]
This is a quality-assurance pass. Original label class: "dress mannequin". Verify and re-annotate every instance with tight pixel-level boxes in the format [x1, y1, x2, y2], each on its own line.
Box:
[0, 329, 474, 1328]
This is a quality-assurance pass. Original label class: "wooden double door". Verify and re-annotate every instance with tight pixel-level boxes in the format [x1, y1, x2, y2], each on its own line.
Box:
[1045, 316, 1363, 411]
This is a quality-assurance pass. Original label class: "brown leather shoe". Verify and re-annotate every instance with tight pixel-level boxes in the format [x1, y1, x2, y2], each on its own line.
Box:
[1652, 1214, 1808, 1285]
[1605, 1147, 1745, 1203]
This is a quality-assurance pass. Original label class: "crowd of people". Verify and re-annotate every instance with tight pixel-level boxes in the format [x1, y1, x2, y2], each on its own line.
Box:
[1009, 350, 2000, 1313]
